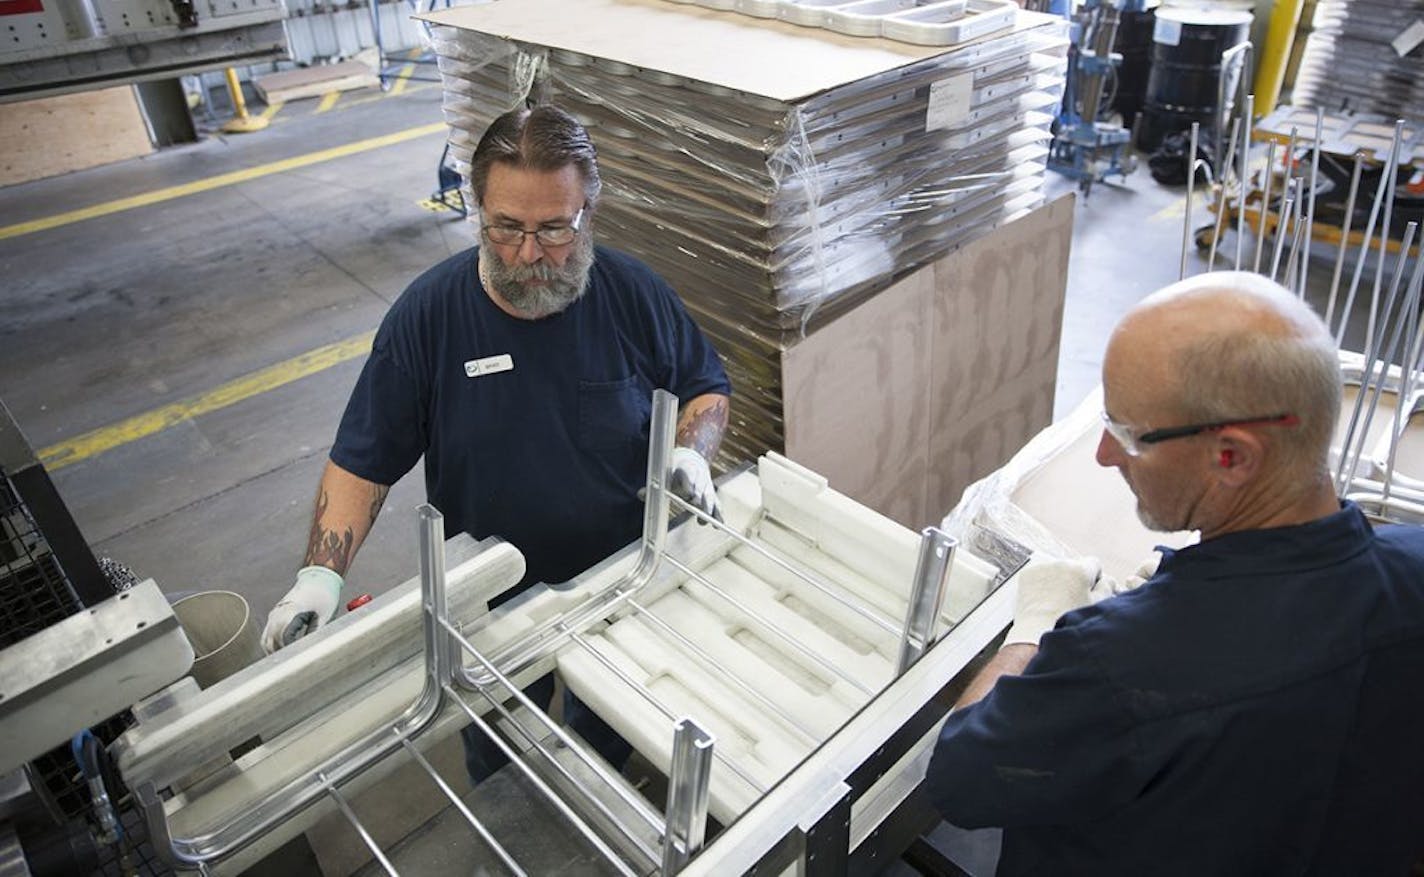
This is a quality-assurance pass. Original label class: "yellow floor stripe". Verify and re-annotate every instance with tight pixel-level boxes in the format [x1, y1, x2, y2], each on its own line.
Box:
[0, 122, 447, 242]
[389, 62, 418, 96]
[39, 331, 376, 471]
[1150, 197, 1188, 222]
[259, 100, 285, 120]
[314, 91, 341, 113]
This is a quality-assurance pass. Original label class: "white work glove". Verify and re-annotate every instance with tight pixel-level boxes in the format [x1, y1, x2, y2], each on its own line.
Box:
[1088, 550, 1162, 602]
[261, 566, 343, 653]
[668, 446, 722, 522]
[1003, 556, 1102, 647]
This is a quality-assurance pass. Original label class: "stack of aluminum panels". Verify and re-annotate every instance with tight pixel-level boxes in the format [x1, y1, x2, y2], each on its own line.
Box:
[426, 2, 1066, 466]
[1295, 0, 1424, 121]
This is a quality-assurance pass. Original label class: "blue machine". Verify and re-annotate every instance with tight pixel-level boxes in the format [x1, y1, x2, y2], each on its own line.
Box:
[1048, 0, 1147, 196]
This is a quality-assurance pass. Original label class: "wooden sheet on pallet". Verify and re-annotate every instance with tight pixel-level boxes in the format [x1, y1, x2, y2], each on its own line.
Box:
[781, 194, 1073, 529]
[0, 86, 151, 186]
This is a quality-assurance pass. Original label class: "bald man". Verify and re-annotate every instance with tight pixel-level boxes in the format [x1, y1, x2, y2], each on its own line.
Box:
[927, 273, 1424, 875]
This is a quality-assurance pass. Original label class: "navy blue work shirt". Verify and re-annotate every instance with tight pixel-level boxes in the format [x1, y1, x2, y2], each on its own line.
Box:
[330, 245, 730, 592]
[929, 502, 1424, 875]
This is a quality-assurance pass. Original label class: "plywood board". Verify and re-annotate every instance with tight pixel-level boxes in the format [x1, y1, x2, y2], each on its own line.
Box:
[421, 0, 1054, 102]
[0, 86, 152, 187]
[253, 61, 380, 103]
[926, 194, 1073, 520]
[782, 196, 1073, 529]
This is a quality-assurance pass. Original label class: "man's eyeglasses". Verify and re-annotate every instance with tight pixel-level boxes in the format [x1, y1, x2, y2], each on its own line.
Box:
[1101, 411, 1300, 457]
[481, 207, 585, 248]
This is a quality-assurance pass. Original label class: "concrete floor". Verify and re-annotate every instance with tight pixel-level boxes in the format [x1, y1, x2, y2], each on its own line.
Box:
[0, 78, 1392, 875]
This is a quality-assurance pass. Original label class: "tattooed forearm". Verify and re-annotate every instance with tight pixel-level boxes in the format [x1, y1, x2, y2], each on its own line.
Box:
[304, 489, 355, 574]
[370, 484, 390, 525]
[676, 394, 729, 461]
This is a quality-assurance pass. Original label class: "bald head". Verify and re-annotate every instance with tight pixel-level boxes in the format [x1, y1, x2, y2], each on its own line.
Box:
[1107, 272, 1341, 472]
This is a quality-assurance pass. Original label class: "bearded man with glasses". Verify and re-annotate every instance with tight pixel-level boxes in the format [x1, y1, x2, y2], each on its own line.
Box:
[928, 272, 1424, 874]
[261, 105, 731, 784]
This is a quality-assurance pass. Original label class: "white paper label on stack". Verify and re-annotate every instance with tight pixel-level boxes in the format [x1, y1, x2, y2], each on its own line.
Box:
[926, 73, 974, 132]
[1392, 19, 1424, 57]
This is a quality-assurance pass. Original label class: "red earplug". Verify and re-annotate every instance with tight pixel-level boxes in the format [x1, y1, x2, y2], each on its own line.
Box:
[1220, 449, 1234, 468]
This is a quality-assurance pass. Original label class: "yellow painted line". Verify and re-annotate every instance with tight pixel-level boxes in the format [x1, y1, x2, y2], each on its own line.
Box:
[314, 91, 341, 113]
[39, 331, 377, 471]
[389, 62, 417, 96]
[1150, 197, 1187, 222]
[259, 100, 284, 120]
[0, 122, 447, 241]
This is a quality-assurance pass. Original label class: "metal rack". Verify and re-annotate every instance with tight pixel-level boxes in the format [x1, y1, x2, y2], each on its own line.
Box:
[121, 390, 1010, 875]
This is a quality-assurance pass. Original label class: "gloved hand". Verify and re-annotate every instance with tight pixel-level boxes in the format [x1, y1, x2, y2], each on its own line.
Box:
[1089, 550, 1162, 602]
[668, 446, 721, 522]
[1003, 555, 1102, 647]
[261, 566, 343, 653]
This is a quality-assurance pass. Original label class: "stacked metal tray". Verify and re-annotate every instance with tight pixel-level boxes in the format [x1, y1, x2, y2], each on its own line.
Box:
[430, 13, 1066, 466]
[1294, 0, 1424, 121]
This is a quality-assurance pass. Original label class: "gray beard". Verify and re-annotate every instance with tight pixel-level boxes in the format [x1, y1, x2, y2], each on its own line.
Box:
[480, 234, 595, 319]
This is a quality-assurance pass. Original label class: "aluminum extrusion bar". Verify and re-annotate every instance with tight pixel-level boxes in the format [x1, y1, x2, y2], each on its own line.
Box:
[1236, 93, 1254, 271]
[321, 773, 398, 876]
[1270, 186, 1296, 282]
[1182, 122, 1200, 281]
[1365, 122, 1407, 350]
[1208, 116, 1242, 269]
[1300, 107, 1324, 295]
[896, 528, 956, 674]
[1326, 154, 1365, 328]
[1336, 121, 1405, 348]
[1253, 140, 1277, 275]
[664, 555, 877, 696]
[397, 736, 528, 876]
[449, 624, 664, 863]
[446, 690, 642, 877]
[661, 718, 715, 876]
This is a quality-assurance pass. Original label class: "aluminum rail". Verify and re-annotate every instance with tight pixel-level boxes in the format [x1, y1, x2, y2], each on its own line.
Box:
[136, 505, 465, 868]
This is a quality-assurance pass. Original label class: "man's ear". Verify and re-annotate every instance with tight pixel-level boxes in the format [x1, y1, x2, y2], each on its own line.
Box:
[1210, 429, 1263, 487]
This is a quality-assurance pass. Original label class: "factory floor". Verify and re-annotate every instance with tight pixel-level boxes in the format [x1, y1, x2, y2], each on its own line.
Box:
[0, 81, 1378, 875]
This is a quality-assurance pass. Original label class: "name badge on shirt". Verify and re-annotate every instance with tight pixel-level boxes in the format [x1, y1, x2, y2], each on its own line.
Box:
[464, 354, 514, 378]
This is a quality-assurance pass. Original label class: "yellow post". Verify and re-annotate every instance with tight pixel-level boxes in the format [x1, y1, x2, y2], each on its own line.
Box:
[221, 67, 269, 133]
[1255, 0, 1306, 116]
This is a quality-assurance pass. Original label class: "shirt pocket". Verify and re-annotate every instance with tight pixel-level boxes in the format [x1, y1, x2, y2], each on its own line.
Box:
[577, 375, 651, 452]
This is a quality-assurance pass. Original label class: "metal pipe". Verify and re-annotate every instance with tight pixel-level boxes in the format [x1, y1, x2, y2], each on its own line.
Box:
[1300, 107, 1324, 296]
[1336, 121, 1405, 348]
[626, 598, 820, 742]
[565, 631, 768, 793]
[1207, 116, 1242, 269]
[1326, 154, 1365, 330]
[320, 774, 398, 876]
[1182, 121, 1200, 280]
[1337, 222, 1418, 494]
[1214, 41, 1252, 176]
[1382, 259, 1424, 502]
[397, 736, 527, 877]
[661, 718, 715, 876]
[1270, 187, 1297, 283]
[447, 690, 641, 877]
[1285, 186, 1309, 297]
[448, 624, 666, 840]
[1253, 140, 1277, 274]
[664, 555, 876, 696]
[1365, 121, 1407, 351]
[896, 529, 956, 675]
[1235, 94, 1254, 270]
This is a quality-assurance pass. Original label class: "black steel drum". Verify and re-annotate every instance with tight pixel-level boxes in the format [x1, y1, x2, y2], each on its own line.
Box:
[1111, 6, 1157, 128]
[1137, 6, 1252, 152]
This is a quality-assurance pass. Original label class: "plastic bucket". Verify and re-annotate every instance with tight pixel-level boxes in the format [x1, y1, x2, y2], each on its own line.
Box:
[171, 591, 263, 689]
